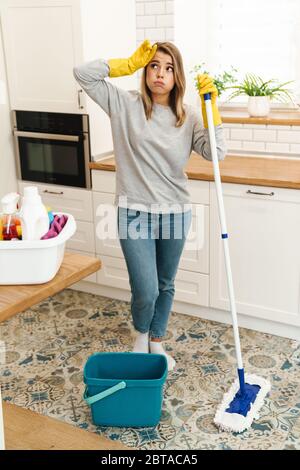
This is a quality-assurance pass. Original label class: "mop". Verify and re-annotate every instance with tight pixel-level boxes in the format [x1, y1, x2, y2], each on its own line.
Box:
[204, 93, 271, 433]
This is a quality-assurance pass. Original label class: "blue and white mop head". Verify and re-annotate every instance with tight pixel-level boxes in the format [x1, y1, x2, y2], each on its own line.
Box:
[214, 373, 271, 433]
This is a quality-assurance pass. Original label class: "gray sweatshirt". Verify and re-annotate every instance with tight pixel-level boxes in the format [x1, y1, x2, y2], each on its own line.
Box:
[73, 59, 227, 213]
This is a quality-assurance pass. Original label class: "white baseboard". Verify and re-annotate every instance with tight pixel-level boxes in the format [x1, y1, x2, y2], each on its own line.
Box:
[70, 281, 300, 341]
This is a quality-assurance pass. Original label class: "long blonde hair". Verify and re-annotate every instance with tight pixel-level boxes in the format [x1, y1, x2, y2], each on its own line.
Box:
[140, 42, 186, 127]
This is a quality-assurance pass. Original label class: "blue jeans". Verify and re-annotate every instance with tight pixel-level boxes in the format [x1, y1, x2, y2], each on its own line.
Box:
[117, 207, 192, 339]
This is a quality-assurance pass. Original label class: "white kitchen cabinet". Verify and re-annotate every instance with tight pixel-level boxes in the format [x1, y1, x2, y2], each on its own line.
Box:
[1, 0, 137, 157]
[1, 0, 84, 113]
[92, 168, 210, 305]
[210, 182, 300, 328]
[95, 253, 209, 307]
[92, 169, 210, 275]
[35, 165, 300, 338]
[92, 190, 210, 275]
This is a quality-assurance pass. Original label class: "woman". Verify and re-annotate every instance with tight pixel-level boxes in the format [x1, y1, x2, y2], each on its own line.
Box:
[73, 40, 226, 371]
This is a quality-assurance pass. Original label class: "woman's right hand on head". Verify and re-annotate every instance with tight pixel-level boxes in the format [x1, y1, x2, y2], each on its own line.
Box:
[108, 39, 157, 78]
[128, 40, 157, 73]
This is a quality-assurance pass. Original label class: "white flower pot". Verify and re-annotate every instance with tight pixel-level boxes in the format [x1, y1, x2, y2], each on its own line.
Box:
[247, 96, 270, 117]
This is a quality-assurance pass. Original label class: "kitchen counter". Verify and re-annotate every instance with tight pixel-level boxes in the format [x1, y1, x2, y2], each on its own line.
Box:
[0, 251, 101, 323]
[90, 152, 300, 190]
[220, 108, 300, 126]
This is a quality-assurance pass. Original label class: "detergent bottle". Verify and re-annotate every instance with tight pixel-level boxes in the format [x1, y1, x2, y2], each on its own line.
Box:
[18, 186, 50, 240]
[0, 192, 20, 241]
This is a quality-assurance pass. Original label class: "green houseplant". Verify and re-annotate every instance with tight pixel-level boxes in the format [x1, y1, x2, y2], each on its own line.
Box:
[227, 73, 294, 116]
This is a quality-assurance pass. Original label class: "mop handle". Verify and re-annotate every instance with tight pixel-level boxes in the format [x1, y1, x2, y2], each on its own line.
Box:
[204, 93, 244, 373]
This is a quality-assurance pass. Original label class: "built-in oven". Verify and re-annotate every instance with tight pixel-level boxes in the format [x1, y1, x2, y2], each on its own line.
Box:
[12, 110, 91, 189]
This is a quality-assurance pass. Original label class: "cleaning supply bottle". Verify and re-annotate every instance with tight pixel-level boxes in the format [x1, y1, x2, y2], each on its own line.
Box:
[45, 205, 54, 225]
[0, 192, 20, 241]
[18, 186, 50, 240]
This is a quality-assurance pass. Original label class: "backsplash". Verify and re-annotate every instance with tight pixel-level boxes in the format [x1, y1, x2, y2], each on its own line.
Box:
[223, 123, 300, 157]
[136, 0, 174, 42]
[136, 0, 174, 82]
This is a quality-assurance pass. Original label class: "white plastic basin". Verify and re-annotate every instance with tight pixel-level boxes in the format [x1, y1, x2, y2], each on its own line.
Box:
[0, 212, 76, 285]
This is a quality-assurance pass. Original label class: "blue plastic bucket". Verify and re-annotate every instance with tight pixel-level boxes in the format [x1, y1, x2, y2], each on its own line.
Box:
[83, 352, 168, 427]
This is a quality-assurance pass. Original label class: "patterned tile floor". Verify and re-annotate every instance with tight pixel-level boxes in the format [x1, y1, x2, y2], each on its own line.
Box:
[1, 289, 300, 450]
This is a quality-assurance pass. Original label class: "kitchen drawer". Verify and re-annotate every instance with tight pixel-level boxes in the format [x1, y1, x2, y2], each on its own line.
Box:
[65, 249, 97, 283]
[66, 220, 95, 253]
[93, 192, 209, 275]
[187, 179, 209, 204]
[210, 181, 300, 203]
[92, 170, 116, 194]
[174, 269, 209, 306]
[18, 181, 93, 222]
[96, 254, 130, 290]
[96, 255, 209, 307]
[92, 170, 210, 206]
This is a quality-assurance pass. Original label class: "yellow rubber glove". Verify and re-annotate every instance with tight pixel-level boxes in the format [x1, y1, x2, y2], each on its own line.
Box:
[108, 39, 157, 78]
[197, 74, 222, 128]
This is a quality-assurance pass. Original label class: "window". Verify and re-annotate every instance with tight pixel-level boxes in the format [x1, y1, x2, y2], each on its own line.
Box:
[174, 0, 300, 106]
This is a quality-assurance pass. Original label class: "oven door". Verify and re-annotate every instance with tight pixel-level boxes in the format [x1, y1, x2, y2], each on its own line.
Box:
[13, 131, 91, 188]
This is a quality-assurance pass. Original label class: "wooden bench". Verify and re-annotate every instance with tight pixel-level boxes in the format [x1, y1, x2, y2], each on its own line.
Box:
[0, 251, 101, 323]
[3, 402, 130, 450]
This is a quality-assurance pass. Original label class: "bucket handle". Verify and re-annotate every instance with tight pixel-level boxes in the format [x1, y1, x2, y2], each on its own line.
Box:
[83, 381, 126, 406]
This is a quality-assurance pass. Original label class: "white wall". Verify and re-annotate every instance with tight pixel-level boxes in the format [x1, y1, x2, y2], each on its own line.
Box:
[0, 11, 17, 200]
[80, 0, 137, 158]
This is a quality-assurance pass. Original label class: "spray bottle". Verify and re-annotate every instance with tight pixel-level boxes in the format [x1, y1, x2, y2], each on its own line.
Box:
[0, 192, 20, 241]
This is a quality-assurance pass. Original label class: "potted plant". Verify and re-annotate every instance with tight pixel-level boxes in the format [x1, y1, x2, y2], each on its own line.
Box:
[190, 63, 238, 98]
[227, 74, 294, 117]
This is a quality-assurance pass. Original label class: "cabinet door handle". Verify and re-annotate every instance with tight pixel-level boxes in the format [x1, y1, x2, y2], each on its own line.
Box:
[43, 189, 64, 195]
[246, 190, 275, 197]
[78, 89, 84, 109]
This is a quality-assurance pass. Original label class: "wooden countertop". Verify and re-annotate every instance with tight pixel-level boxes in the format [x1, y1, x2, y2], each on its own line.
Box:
[3, 402, 130, 450]
[90, 153, 300, 190]
[220, 109, 300, 126]
[0, 252, 101, 323]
